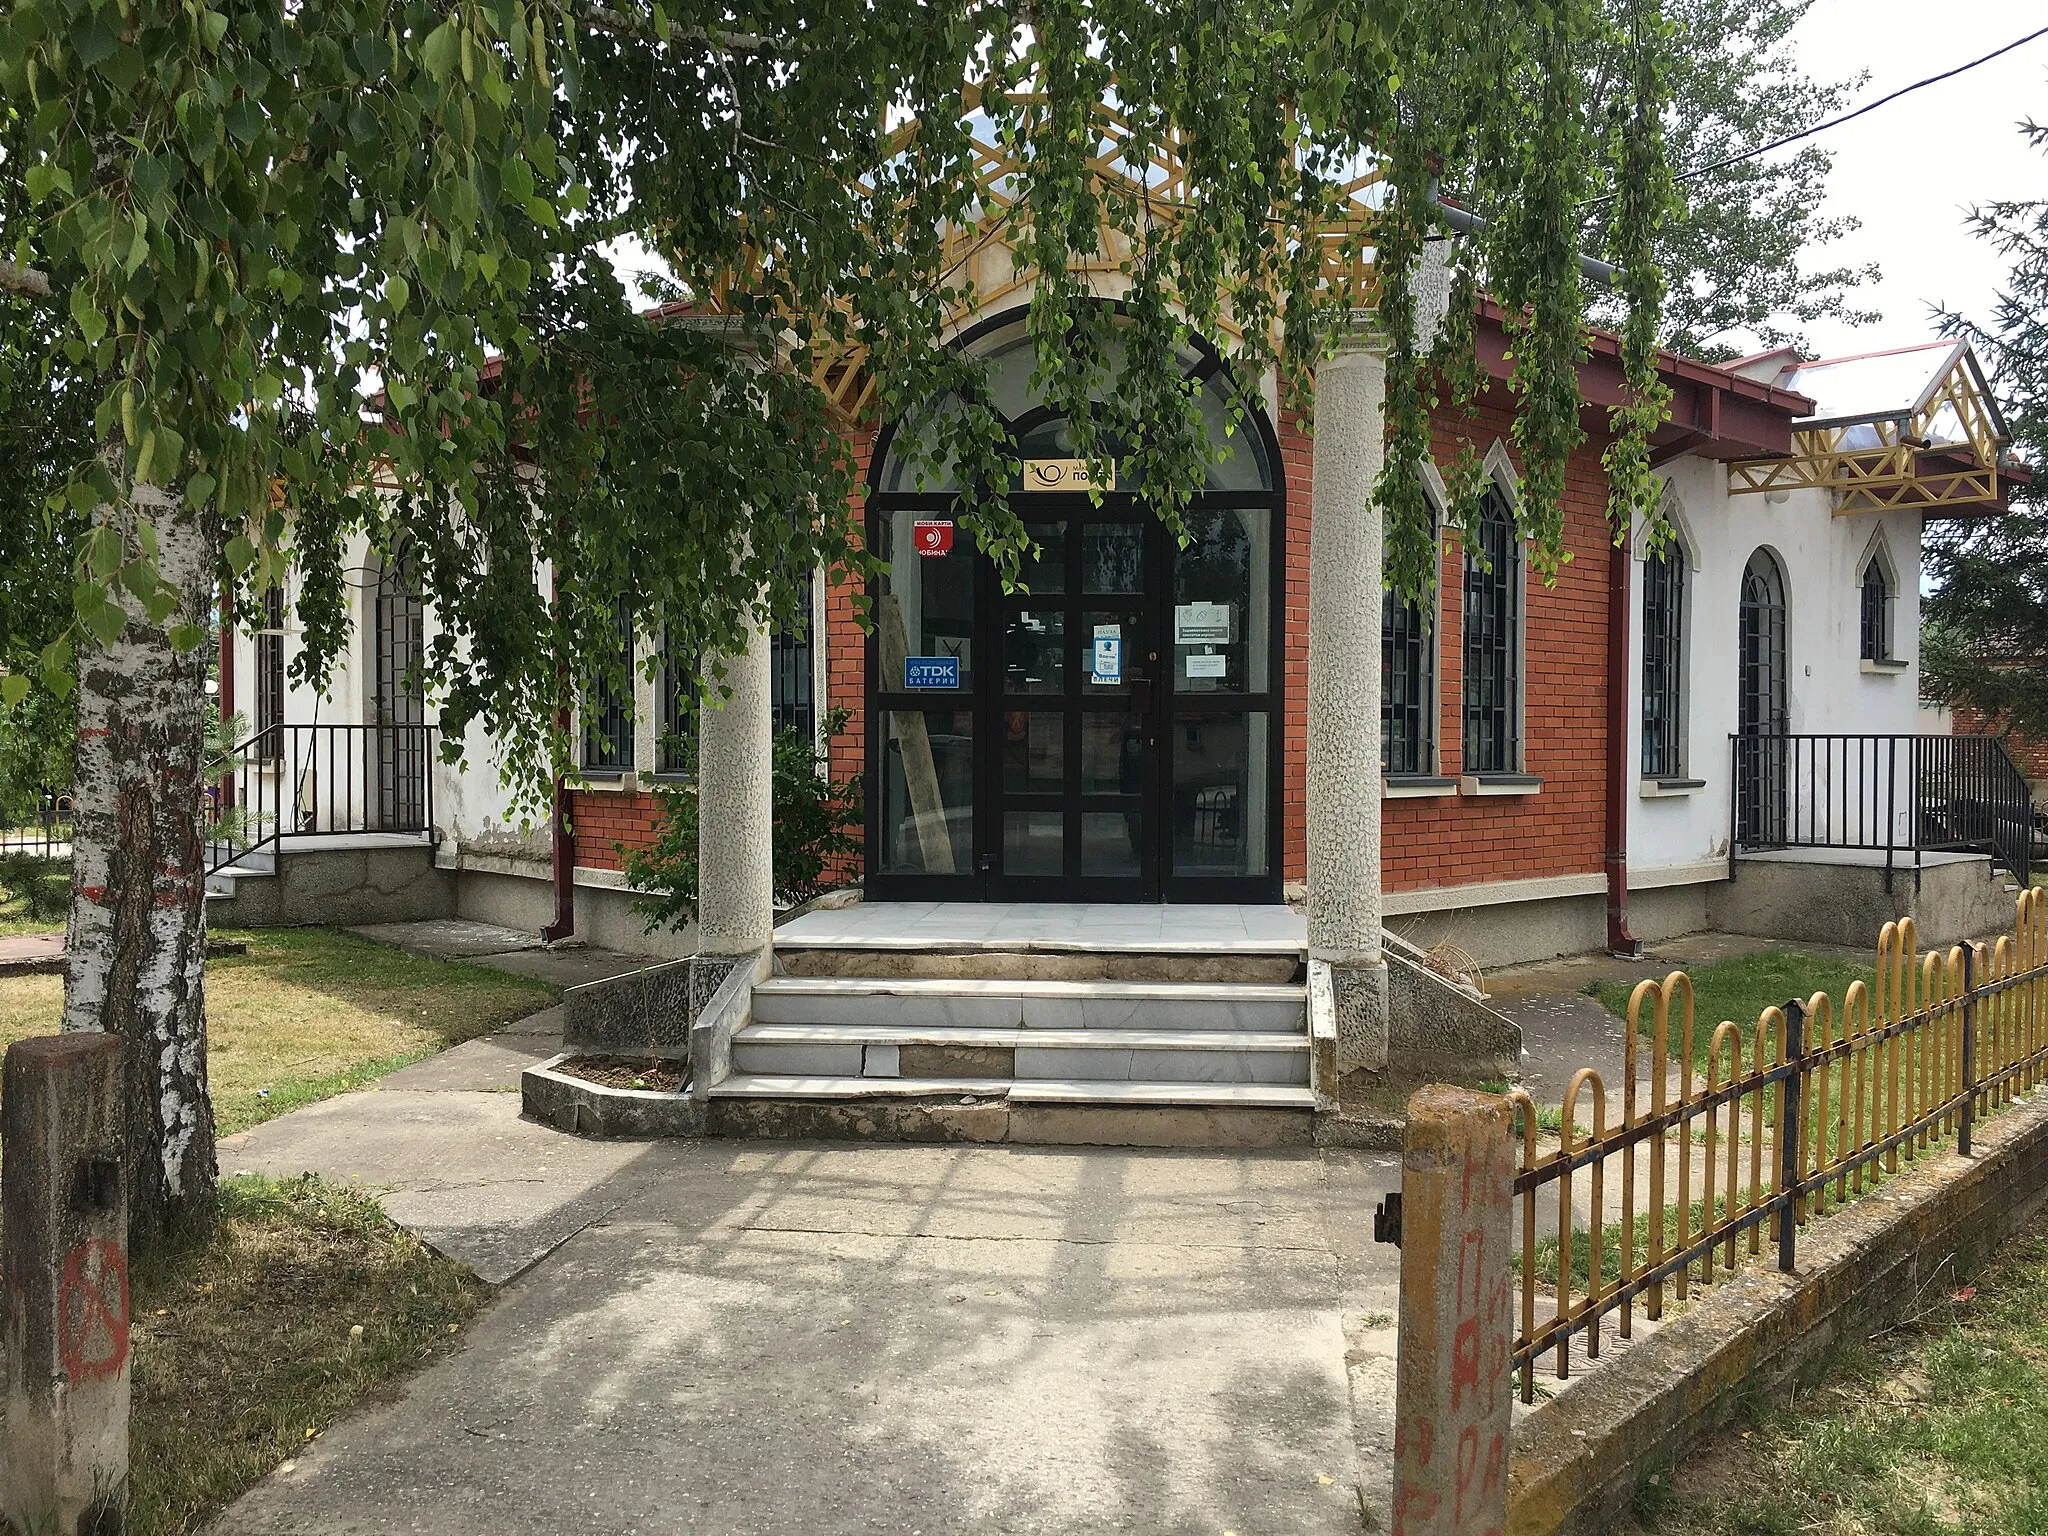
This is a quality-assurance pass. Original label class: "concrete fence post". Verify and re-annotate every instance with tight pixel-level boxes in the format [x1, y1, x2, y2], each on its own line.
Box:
[1392, 1085, 1516, 1536]
[3, 1033, 131, 1536]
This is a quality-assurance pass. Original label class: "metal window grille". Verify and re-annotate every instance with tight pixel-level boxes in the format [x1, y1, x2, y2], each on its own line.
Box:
[1382, 594, 1431, 775]
[1860, 560, 1890, 661]
[1737, 549, 1789, 845]
[1462, 489, 1519, 774]
[769, 623, 815, 742]
[373, 552, 427, 828]
[582, 600, 635, 773]
[253, 585, 286, 762]
[658, 629, 697, 776]
[1641, 543, 1685, 778]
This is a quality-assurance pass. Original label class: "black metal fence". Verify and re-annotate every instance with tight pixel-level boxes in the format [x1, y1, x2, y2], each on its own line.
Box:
[1731, 732, 2038, 888]
[206, 722, 435, 878]
[0, 793, 73, 862]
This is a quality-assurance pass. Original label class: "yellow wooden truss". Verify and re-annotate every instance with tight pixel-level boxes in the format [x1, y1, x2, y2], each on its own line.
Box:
[737, 88, 1384, 422]
[1727, 343, 2012, 514]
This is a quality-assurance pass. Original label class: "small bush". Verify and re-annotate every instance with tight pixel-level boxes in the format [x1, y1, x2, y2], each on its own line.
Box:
[623, 708, 862, 932]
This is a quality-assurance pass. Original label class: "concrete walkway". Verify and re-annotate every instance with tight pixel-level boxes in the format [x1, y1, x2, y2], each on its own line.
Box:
[215, 936, 1406, 1535]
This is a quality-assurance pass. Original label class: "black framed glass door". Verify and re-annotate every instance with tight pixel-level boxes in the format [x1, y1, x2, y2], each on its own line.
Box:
[994, 508, 1160, 899]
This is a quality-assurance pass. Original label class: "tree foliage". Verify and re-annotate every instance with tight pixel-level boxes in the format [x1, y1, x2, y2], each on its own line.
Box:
[4, 0, 1679, 812]
[1922, 114, 2048, 742]
[1580, 0, 1877, 358]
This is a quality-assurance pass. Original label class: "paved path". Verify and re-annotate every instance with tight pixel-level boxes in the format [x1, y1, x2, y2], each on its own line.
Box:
[218, 1002, 1404, 1534]
[0, 931, 65, 975]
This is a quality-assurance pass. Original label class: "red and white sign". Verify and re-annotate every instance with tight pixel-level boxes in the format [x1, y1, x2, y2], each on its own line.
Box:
[912, 520, 955, 557]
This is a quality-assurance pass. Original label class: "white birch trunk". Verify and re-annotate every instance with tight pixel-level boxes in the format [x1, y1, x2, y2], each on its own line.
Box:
[61, 482, 217, 1243]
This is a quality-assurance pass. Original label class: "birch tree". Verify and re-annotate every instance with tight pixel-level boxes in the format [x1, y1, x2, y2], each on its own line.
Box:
[1, 0, 1676, 1246]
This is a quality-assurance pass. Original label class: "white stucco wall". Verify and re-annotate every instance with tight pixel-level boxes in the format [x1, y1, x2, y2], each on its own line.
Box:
[1627, 457, 1926, 879]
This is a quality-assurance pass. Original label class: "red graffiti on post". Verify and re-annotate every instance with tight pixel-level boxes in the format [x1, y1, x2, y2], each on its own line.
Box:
[58, 1238, 130, 1384]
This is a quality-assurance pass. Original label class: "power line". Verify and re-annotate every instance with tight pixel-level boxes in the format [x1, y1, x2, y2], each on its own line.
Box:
[1584, 21, 2048, 207]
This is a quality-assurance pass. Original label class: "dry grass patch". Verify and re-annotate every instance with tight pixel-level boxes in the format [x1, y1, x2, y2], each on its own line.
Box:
[124, 1174, 490, 1535]
[0, 927, 555, 1134]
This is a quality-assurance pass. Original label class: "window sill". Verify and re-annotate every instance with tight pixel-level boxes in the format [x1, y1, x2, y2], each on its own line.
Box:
[1860, 657, 1910, 675]
[1383, 775, 1458, 800]
[1639, 777, 1706, 799]
[644, 771, 697, 786]
[1459, 773, 1543, 797]
[575, 770, 637, 792]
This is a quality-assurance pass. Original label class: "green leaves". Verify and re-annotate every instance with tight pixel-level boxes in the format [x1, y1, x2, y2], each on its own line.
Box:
[421, 19, 462, 82]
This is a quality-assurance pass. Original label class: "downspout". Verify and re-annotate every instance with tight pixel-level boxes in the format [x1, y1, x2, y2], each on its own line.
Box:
[1605, 534, 1642, 958]
[541, 560, 575, 943]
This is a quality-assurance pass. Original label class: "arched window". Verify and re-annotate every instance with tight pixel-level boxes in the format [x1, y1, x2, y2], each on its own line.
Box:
[1738, 549, 1788, 737]
[1382, 481, 1442, 779]
[1462, 484, 1520, 774]
[1860, 557, 1893, 662]
[1641, 539, 1686, 778]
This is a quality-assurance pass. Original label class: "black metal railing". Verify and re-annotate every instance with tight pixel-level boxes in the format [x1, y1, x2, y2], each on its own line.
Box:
[206, 722, 435, 878]
[0, 793, 73, 862]
[1731, 732, 2038, 889]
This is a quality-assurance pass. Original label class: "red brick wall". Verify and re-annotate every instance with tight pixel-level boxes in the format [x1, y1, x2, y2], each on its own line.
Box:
[1277, 386, 1613, 896]
[569, 787, 666, 871]
[571, 393, 1616, 902]
[1951, 704, 2048, 779]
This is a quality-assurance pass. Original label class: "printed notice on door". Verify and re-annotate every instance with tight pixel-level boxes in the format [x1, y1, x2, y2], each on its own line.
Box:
[1174, 601, 1231, 645]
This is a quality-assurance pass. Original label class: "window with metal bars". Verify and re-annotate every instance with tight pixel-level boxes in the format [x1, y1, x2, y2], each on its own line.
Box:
[1641, 542, 1685, 777]
[1860, 558, 1891, 661]
[769, 622, 815, 742]
[657, 628, 697, 777]
[1381, 593, 1431, 775]
[1461, 487, 1519, 774]
[253, 585, 286, 761]
[582, 599, 635, 774]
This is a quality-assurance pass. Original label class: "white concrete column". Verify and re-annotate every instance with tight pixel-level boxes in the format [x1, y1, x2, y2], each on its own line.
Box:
[694, 606, 774, 956]
[1307, 335, 1387, 969]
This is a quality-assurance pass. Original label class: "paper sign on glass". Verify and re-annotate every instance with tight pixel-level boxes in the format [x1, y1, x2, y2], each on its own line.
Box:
[1185, 653, 1228, 678]
[1175, 601, 1231, 644]
[1091, 636, 1123, 685]
[911, 520, 954, 556]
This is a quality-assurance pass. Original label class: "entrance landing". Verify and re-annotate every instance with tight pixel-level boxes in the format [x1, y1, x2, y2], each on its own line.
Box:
[777, 901, 1305, 954]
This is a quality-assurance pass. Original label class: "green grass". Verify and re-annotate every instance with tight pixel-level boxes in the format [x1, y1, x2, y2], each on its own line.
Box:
[1, 926, 556, 1135]
[1589, 948, 1877, 1071]
[1636, 1213, 2048, 1534]
[124, 1174, 491, 1535]
[0, 851, 67, 935]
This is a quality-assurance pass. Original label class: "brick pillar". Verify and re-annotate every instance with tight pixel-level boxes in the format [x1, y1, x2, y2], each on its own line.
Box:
[3, 1034, 131, 1536]
[1392, 1085, 1515, 1536]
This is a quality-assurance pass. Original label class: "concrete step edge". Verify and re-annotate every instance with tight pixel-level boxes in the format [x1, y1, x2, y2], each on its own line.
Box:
[707, 1074, 1317, 1109]
[736, 1024, 1308, 1051]
[755, 976, 1305, 1001]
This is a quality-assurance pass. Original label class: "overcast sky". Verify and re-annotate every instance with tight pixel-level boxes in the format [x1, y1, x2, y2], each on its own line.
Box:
[1772, 0, 2046, 360]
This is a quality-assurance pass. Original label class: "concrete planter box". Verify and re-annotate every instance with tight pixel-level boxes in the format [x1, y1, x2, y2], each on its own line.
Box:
[521, 1052, 706, 1139]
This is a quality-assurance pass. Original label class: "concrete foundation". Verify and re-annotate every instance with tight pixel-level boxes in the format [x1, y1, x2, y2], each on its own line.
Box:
[1709, 849, 2019, 948]
[206, 843, 453, 928]
[453, 863, 694, 960]
[1386, 949, 1522, 1081]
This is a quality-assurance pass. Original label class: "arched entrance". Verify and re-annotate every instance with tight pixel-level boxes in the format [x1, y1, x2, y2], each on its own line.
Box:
[372, 547, 427, 830]
[864, 309, 1284, 902]
[1736, 547, 1788, 845]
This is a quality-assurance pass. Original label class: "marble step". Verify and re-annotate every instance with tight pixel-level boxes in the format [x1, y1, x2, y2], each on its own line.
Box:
[705, 1074, 1319, 1110]
[751, 975, 1305, 1033]
[731, 1023, 1310, 1084]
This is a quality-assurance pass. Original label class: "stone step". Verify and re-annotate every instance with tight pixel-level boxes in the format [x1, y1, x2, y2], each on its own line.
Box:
[705, 1074, 1319, 1110]
[731, 1024, 1310, 1084]
[774, 946, 1301, 984]
[751, 975, 1305, 1033]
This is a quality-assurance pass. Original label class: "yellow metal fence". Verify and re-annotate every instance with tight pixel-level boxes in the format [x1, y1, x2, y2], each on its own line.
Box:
[1509, 885, 2048, 1401]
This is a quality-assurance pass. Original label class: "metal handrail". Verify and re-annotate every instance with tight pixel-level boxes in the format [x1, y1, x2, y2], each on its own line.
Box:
[1731, 732, 2035, 890]
[206, 722, 436, 879]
